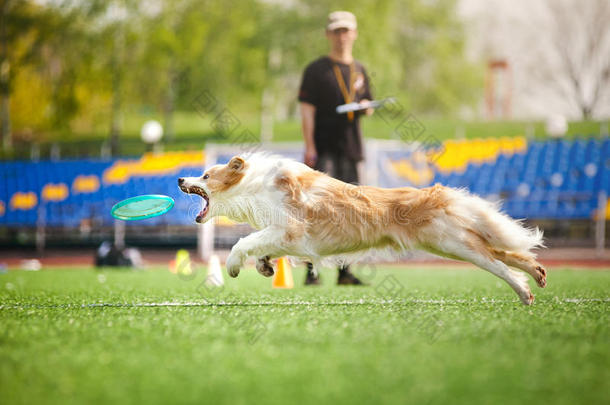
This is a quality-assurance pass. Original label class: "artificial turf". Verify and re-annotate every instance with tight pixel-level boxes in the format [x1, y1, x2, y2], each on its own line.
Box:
[0, 265, 608, 405]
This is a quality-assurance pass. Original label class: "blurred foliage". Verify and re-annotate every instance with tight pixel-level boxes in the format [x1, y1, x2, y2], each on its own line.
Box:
[1, 115, 604, 160]
[2, 0, 483, 150]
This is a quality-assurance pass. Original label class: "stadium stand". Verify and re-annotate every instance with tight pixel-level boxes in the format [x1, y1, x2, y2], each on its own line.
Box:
[381, 136, 608, 220]
[0, 151, 205, 227]
[0, 137, 608, 229]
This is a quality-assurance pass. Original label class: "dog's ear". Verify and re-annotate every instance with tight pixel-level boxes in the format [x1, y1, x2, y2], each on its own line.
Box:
[228, 156, 246, 172]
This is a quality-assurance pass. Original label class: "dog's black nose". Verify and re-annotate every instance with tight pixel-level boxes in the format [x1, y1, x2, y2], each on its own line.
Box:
[178, 178, 184, 185]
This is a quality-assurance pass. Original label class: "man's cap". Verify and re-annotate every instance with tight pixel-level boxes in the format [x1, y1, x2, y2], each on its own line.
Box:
[327, 11, 357, 31]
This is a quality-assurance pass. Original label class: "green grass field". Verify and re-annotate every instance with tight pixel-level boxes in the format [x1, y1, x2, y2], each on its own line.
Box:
[1, 265, 608, 405]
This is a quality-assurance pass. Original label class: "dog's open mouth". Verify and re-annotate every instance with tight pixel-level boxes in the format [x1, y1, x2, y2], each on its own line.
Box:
[180, 185, 209, 223]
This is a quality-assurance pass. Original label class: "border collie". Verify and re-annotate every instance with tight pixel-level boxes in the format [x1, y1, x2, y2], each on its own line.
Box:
[178, 153, 546, 305]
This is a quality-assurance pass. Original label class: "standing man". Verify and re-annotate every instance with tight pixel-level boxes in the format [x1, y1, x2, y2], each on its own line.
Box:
[298, 11, 373, 285]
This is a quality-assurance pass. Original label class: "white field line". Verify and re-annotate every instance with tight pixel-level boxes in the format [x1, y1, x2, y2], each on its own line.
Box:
[0, 298, 608, 310]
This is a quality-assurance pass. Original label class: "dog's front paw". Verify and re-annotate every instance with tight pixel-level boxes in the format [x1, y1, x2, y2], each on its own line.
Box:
[226, 255, 242, 278]
[256, 256, 274, 277]
[227, 264, 241, 278]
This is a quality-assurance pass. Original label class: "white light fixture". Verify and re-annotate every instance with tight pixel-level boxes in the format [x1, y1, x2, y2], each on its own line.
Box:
[546, 114, 567, 138]
[140, 120, 164, 144]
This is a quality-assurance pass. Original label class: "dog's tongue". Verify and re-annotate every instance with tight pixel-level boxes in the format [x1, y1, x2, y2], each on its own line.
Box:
[196, 198, 209, 223]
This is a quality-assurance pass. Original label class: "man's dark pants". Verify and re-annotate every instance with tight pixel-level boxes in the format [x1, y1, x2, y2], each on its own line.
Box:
[305, 153, 363, 285]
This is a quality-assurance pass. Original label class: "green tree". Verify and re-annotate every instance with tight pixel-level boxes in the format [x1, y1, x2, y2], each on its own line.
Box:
[0, 0, 53, 149]
[3, 0, 482, 152]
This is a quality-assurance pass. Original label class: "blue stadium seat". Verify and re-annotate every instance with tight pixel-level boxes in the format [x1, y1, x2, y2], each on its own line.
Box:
[4, 141, 610, 227]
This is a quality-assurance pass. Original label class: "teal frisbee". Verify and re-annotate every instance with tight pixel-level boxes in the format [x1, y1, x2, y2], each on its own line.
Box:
[111, 195, 174, 221]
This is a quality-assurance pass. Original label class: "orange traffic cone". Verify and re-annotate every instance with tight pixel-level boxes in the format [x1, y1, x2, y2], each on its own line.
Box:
[168, 259, 177, 274]
[272, 257, 294, 289]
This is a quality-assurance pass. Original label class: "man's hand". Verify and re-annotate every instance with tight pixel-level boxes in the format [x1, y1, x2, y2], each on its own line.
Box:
[300, 102, 317, 168]
[304, 146, 317, 168]
[360, 99, 374, 116]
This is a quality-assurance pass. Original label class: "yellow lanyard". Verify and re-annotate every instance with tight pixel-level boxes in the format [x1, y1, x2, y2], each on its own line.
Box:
[332, 62, 356, 122]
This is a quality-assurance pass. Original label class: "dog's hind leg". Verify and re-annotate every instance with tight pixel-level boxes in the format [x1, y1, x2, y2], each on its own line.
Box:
[470, 256, 534, 305]
[490, 249, 547, 288]
[425, 240, 534, 305]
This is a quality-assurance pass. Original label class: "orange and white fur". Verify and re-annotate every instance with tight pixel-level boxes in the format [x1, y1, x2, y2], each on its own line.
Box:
[178, 153, 546, 305]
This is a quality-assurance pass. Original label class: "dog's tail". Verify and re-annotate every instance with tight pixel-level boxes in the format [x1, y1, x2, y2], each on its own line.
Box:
[449, 188, 544, 254]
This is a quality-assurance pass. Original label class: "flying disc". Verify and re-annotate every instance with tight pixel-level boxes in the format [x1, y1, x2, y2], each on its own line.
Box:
[336, 97, 396, 114]
[111, 195, 174, 221]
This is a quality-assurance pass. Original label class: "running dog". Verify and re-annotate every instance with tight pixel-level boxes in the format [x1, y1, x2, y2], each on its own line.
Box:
[178, 153, 546, 305]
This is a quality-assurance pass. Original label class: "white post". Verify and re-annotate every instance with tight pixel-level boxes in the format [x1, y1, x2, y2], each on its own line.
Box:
[153, 142, 163, 154]
[596, 191, 606, 257]
[198, 145, 217, 261]
[114, 219, 125, 249]
[199, 220, 215, 262]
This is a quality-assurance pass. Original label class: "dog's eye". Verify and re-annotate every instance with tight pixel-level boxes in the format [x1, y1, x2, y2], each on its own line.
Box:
[203, 174, 209, 180]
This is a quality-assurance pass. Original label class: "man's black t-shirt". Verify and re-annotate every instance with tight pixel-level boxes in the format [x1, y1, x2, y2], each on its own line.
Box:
[298, 56, 372, 162]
